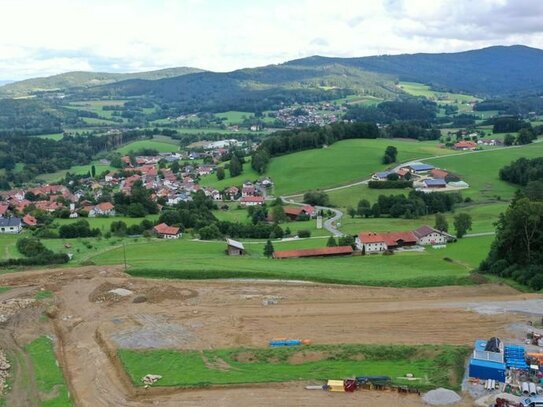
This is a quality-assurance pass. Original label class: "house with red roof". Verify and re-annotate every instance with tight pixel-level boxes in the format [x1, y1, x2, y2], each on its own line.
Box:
[22, 214, 38, 227]
[454, 140, 478, 150]
[356, 231, 418, 253]
[153, 223, 181, 239]
[430, 169, 449, 179]
[240, 196, 264, 206]
[413, 225, 455, 245]
[88, 202, 115, 217]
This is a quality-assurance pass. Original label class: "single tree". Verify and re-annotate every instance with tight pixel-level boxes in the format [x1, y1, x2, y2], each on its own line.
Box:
[326, 236, 337, 247]
[229, 154, 242, 177]
[453, 213, 472, 238]
[347, 207, 356, 218]
[216, 167, 225, 180]
[263, 239, 275, 258]
[503, 133, 515, 146]
[271, 205, 287, 224]
[170, 161, 180, 174]
[434, 213, 449, 232]
[357, 199, 371, 218]
[91, 165, 96, 178]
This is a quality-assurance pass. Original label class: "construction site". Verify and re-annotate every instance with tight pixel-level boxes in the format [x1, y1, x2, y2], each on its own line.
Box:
[0, 265, 542, 406]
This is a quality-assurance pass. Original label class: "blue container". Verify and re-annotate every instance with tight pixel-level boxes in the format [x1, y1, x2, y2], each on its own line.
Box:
[269, 339, 302, 347]
[469, 358, 506, 382]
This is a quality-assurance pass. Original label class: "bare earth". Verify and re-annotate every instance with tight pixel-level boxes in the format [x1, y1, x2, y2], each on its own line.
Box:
[0, 265, 540, 407]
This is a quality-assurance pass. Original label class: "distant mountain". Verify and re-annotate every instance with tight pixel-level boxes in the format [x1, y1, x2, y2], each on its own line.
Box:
[288, 45, 543, 96]
[0, 67, 204, 97]
[0, 80, 13, 87]
[84, 45, 543, 112]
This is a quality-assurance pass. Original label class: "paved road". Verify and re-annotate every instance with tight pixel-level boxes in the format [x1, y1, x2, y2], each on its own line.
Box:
[280, 196, 345, 237]
[464, 232, 496, 238]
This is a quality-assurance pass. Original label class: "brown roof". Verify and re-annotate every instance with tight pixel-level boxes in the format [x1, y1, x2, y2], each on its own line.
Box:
[358, 232, 386, 244]
[153, 223, 180, 235]
[454, 140, 477, 148]
[273, 246, 353, 259]
[241, 196, 264, 203]
[430, 169, 449, 179]
[95, 202, 114, 211]
[382, 231, 418, 247]
[284, 207, 303, 216]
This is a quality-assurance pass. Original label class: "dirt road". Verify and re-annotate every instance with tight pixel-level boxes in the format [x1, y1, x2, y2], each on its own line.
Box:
[1, 265, 541, 406]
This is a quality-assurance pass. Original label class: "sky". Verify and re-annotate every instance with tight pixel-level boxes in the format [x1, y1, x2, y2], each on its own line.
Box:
[0, 0, 542, 81]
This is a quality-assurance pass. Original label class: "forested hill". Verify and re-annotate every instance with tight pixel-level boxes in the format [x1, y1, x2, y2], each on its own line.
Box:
[287, 45, 543, 96]
[0, 67, 204, 97]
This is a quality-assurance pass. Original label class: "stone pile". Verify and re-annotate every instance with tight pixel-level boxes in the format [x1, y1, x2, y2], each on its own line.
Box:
[142, 374, 162, 388]
[0, 350, 10, 395]
[0, 298, 35, 323]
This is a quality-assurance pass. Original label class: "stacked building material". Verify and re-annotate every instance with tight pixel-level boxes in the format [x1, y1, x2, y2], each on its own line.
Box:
[505, 344, 528, 370]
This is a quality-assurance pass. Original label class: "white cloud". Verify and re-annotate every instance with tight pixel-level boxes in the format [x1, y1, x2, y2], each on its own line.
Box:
[0, 0, 541, 80]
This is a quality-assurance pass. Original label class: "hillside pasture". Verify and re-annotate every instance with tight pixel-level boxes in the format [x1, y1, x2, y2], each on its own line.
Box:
[215, 111, 254, 125]
[36, 160, 114, 183]
[89, 235, 493, 287]
[115, 139, 180, 154]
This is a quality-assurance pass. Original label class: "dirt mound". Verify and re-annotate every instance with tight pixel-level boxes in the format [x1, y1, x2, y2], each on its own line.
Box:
[288, 351, 327, 365]
[89, 282, 131, 303]
[141, 286, 198, 303]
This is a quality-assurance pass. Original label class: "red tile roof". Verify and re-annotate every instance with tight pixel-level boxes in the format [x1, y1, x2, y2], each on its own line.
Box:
[358, 232, 386, 244]
[95, 202, 114, 212]
[22, 214, 37, 226]
[153, 223, 180, 235]
[430, 169, 449, 179]
[241, 196, 264, 203]
[273, 246, 353, 259]
[454, 140, 477, 149]
[382, 231, 418, 247]
[284, 207, 303, 217]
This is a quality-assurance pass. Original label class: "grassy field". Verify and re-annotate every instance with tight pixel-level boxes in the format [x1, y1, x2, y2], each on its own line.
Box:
[37, 161, 114, 183]
[256, 139, 457, 196]
[89, 235, 493, 287]
[425, 142, 543, 201]
[339, 202, 507, 235]
[215, 111, 254, 125]
[119, 344, 468, 390]
[32, 133, 64, 141]
[0, 234, 21, 260]
[54, 215, 160, 232]
[115, 139, 180, 154]
[399, 82, 480, 114]
[199, 161, 261, 190]
[25, 337, 72, 407]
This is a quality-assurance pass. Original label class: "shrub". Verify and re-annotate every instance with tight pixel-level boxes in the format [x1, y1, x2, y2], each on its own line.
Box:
[297, 230, 311, 238]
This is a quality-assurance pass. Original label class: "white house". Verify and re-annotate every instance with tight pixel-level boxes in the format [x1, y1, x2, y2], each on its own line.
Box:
[0, 217, 22, 234]
[153, 223, 181, 239]
[356, 232, 387, 253]
[88, 202, 116, 217]
[240, 196, 264, 206]
[413, 225, 455, 245]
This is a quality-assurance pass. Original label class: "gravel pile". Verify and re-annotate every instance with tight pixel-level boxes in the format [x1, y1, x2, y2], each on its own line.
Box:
[422, 388, 462, 405]
[0, 350, 10, 395]
[0, 298, 35, 323]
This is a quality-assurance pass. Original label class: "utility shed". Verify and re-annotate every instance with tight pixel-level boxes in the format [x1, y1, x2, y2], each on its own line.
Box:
[226, 239, 245, 256]
[327, 380, 345, 392]
[468, 358, 506, 382]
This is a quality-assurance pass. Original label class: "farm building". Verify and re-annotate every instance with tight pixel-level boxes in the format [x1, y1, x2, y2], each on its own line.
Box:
[454, 140, 478, 150]
[0, 217, 22, 234]
[240, 196, 264, 206]
[226, 239, 245, 256]
[283, 205, 316, 220]
[88, 202, 116, 217]
[413, 225, 455, 245]
[153, 223, 181, 239]
[22, 214, 37, 227]
[430, 169, 449, 179]
[273, 246, 353, 259]
[356, 231, 418, 253]
[372, 171, 394, 181]
[402, 163, 434, 173]
[423, 178, 447, 188]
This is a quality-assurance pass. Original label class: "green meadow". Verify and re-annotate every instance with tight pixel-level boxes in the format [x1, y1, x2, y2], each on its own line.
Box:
[425, 141, 543, 201]
[119, 344, 468, 390]
[37, 161, 114, 183]
[88, 235, 493, 287]
[115, 139, 180, 154]
[215, 111, 254, 125]
[25, 337, 72, 407]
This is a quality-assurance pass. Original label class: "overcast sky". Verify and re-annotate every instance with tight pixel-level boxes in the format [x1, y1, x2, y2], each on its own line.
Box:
[1, 0, 542, 81]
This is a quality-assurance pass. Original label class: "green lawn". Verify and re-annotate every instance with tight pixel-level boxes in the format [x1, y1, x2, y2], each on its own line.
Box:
[399, 82, 480, 104]
[32, 133, 64, 141]
[199, 161, 261, 190]
[0, 234, 21, 260]
[89, 235, 493, 287]
[425, 142, 543, 201]
[25, 337, 72, 407]
[54, 215, 159, 233]
[116, 139, 180, 154]
[119, 344, 468, 390]
[215, 111, 254, 125]
[37, 161, 114, 183]
[339, 203, 507, 235]
[259, 139, 457, 196]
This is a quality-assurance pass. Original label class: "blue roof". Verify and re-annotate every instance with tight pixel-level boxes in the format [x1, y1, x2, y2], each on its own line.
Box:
[375, 171, 393, 178]
[425, 179, 446, 186]
[409, 163, 434, 171]
[469, 358, 506, 370]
